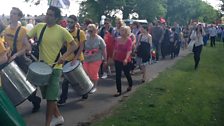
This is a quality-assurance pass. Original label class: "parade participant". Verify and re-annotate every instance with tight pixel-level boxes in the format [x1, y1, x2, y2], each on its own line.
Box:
[209, 24, 217, 47]
[113, 26, 133, 97]
[136, 25, 152, 83]
[0, 19, 26, 126]
[27, 6, 77, 126]
[58, 15, 87, 106]
[83, 24, 107, 93]
[3, 7, 41, 113]
[190, 24, 205, 70]
[113, 18, 125, 38]
[151, 21, 164, 61]
[99, 18, 114, 79]
[169, 27, 179, 59]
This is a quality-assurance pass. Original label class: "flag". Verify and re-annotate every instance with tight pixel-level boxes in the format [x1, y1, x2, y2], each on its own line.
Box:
[48, 0, 70, 9]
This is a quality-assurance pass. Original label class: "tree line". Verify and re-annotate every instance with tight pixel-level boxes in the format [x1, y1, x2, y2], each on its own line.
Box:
[78, 0, 221, 25]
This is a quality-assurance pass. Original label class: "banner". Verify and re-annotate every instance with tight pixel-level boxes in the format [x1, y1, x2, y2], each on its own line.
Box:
[48, 0, 70, 9]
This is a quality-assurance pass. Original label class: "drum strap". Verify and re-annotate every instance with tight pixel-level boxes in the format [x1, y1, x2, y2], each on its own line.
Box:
[11, 26, 21, 55]
[37, 24, 47, 49]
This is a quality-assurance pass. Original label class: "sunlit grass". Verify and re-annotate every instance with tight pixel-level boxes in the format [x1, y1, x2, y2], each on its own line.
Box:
[92, 43, 224, 126]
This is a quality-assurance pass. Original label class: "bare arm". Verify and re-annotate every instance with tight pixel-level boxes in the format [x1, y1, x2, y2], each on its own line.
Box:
[9, 35, 31, 61]
[58, 40, 77, 64]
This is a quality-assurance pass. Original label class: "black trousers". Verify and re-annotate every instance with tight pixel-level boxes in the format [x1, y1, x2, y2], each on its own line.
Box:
[193, 45, 203, 69]
[210, 36, 216, 47]
[114, 60, 133, 93]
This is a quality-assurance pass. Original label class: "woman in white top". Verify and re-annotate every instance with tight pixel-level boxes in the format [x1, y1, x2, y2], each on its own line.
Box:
[190, 24, 205, 70]
[137, 25, 152, 82]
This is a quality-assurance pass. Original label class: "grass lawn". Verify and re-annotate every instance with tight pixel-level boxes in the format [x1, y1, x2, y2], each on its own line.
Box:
[92, 43, 224, 126]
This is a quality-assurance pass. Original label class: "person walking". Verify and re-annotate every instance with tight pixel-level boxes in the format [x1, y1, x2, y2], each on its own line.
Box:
[83, 24, 107, 93]
[113, 26, 133, 97]
[27, 6, 77, 126]
[209, 24, 217, 47]
[136, 25, 152, 83]
[58, 15, 87, 105]
[3, 7, 41, 113]
[190, 24, 205, 70]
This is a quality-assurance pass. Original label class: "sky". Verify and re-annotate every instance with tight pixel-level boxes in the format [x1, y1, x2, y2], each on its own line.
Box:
[0, 0, 80, 16]
[0, 0, 222, 16]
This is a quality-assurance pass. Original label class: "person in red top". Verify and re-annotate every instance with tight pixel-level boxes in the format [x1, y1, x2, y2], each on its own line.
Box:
[113, 26, 133, 97]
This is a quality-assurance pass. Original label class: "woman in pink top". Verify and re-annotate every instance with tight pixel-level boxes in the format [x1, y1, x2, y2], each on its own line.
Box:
[113, 26, 133, 97]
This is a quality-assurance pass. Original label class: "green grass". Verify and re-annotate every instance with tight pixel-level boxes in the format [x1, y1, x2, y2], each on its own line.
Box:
[92, 43, 224, 126]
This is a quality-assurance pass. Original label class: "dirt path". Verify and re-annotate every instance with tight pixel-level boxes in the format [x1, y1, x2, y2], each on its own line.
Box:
[17, 49, 190, 126]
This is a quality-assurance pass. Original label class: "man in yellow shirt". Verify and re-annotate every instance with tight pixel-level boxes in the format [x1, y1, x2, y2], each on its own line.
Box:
[58, 15, 87, 106]
[0, 19, 26, 126]
[3, 7, 42, 113]
[27, 6, 77, 126]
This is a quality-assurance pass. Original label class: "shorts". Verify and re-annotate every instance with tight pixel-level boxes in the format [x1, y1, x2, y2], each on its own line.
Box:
[83, 60, 102, 81]
[40, 69, 62, 101]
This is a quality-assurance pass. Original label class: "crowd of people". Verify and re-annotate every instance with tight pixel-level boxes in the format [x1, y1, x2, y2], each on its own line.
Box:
[0, 5, 223, 126]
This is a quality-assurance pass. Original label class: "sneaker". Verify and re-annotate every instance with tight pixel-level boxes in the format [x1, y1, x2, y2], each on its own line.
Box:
[101, 72, 108, 79]
[50, 116, 64, 126]
[57, 99, 66, 106]
[90, 87, 97, 94]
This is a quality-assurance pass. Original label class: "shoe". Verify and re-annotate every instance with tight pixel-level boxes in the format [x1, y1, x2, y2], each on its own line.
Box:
[57, 99, 66, 106]
[113, 92, 121, 97]
[108, 66, 112, 75]
[32, 97, 41, 113]
[126, 87, 132, 92]
[50, 116, 64, 126]
[101, 72, 108, 79]
[90, 87, 97, 94]
[82, 94, 88, 99]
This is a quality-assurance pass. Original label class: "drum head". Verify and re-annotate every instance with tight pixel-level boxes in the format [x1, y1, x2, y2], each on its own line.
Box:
[63, 61, 80, 73]
[29, 62, 52, 75]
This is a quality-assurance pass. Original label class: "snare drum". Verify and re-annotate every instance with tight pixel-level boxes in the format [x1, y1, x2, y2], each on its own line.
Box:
[63, 61, 93, 95]
[27, 62, 53, 86]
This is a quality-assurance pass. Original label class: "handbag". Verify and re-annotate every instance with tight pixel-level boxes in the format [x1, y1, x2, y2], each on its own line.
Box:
[188, 39, 195, 52]
[188, 30, 196, 51]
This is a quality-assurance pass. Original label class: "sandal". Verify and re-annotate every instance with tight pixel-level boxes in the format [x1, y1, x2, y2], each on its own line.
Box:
[113, 92, 121, 97]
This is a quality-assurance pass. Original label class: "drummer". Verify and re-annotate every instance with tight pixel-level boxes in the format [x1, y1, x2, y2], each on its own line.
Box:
[58, 15, 87, 106]
[3, 7, 42, 113]
[0, 19, 26, 126]
[27, 6, 77, 126]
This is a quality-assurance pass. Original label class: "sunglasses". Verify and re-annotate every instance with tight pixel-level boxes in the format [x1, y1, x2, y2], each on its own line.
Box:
[88, 30, 93, 33]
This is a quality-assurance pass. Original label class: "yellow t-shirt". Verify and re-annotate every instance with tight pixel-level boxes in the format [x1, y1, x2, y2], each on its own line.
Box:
[0, 37, 6, 54]
[65, 29, 86, 61]
[27, 23, 74, 69]
[4, 25, 27, 52]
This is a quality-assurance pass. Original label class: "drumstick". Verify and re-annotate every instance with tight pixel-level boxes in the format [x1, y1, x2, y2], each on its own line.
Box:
[30, 54, 38, 61]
